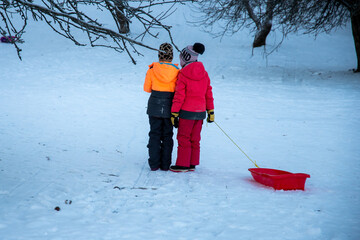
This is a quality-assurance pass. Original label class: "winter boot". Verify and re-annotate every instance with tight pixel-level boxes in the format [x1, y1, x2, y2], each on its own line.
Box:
[170, 165, 189, 172]
[189, 165, 196, 171]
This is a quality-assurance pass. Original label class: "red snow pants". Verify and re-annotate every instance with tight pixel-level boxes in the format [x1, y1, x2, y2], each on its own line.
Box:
[175, 118, 203, 167]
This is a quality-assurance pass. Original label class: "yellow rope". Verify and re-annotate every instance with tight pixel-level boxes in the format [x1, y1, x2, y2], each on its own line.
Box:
[214, 121, 259, 168]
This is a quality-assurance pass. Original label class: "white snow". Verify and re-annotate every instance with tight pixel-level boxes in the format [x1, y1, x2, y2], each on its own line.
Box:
[1, 4, 359, 240]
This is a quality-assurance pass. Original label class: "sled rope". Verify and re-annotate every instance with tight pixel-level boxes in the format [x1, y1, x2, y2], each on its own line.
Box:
[214, 121, 259, 168]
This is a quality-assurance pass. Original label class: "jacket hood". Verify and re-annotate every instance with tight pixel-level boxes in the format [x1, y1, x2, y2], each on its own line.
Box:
[149, 62, 179, 84]
[180, 62, 206, 81]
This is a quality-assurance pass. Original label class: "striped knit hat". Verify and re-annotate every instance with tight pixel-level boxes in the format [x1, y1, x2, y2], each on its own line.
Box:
[179, 43, 205, 67]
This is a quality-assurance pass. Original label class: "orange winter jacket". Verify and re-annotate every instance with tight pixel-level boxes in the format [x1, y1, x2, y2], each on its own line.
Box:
[144, 62, 180, 93]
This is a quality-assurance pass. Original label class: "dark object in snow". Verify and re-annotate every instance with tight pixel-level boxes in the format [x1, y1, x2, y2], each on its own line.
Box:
[65, 200, 72, 205]
[54, 206, 61, 211]
[248, 168, 310, 191]
[1, 36, 17, 43]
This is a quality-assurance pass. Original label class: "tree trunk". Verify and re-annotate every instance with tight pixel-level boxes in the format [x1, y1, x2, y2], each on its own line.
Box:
[252, 0, 275, 48]
[114, 2, 130, 34]
[253, 21, 272, 48]
[117, 13, 130, 34]
[351, 13, 360, 72]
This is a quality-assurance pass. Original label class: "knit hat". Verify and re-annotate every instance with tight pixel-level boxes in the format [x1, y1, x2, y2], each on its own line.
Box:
[158, 43, 173, 62]
[179, 43, 205, 67]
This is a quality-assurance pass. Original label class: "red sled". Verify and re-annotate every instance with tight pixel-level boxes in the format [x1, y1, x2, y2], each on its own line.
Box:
[248, 168, 310, 191]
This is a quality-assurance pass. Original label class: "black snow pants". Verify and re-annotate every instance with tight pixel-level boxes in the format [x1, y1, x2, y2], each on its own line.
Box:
[147, 116, 174, 170]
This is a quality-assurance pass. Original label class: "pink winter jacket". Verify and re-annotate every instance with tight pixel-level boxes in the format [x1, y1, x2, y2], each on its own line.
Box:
[171, 61, 214, 113]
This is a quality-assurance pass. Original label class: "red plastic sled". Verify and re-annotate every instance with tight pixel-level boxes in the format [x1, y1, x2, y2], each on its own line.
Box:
[248, 168, 310, 190]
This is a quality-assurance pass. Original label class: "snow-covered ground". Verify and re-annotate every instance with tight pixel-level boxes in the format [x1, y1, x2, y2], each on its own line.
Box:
[1, 4, 359, 240]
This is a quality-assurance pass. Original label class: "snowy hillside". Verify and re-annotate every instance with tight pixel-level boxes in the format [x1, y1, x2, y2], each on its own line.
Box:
[0, 3, 359, 240]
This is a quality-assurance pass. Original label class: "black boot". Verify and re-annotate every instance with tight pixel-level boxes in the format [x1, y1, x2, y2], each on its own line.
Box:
[170, 165, 189, 172]
[189, 165, 196, 171]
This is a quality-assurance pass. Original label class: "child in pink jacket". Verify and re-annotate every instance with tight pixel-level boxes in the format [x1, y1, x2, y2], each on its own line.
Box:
[170, 43, 214, 172]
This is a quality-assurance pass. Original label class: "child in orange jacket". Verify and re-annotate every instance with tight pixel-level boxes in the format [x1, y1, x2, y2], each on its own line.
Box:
[144, 43, 180, 171]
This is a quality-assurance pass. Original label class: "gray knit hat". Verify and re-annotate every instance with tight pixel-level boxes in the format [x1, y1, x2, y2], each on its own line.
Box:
[179, 43, 205, 67]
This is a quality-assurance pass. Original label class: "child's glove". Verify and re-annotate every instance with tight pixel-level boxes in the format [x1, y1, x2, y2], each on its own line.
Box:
[171, 112, 179, 128]
[207, 109, 214, 123]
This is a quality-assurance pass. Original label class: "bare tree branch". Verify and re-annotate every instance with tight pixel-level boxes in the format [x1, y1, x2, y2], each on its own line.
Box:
[0, 0, 193, 63]
[193, 0, 358, 71]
